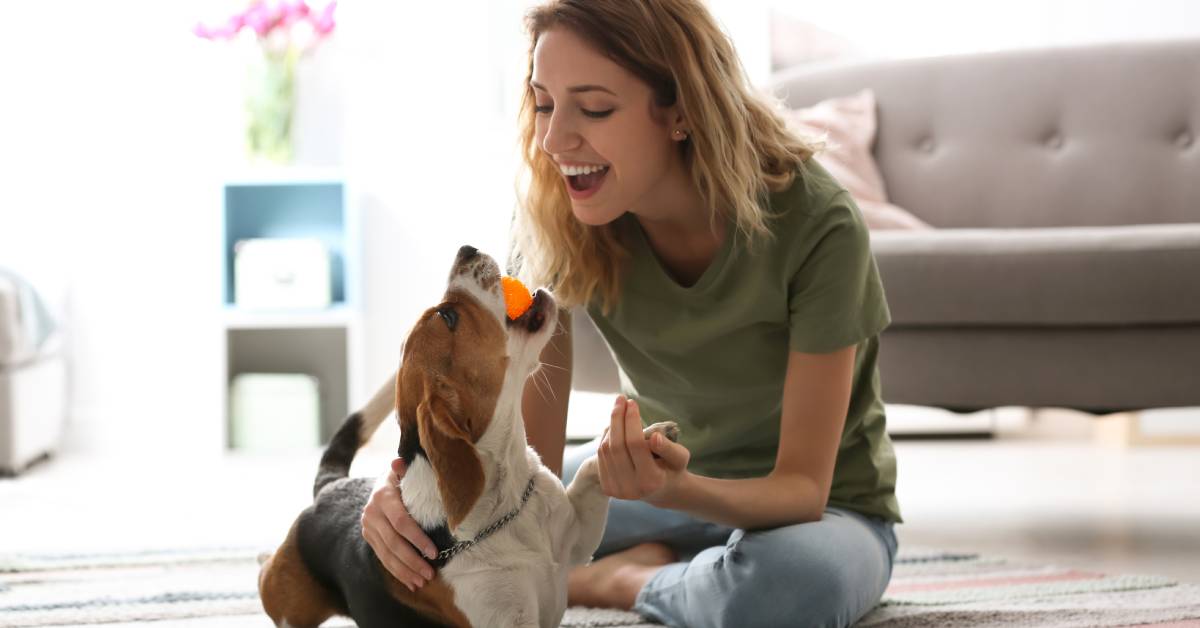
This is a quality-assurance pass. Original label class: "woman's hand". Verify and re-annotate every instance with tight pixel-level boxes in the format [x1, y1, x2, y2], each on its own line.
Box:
[597, 396, 691, 507]
[361, 458, 440, 592]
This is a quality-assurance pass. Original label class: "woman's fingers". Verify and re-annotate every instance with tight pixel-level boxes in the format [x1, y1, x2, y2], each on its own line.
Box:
[605, 396, 637, 497]
[649, 431, 691, 471]
[609, 395, 628, 461]
[623, 399, 652, 476]
[361, 495, 428, 590]
[382, 494, 438, 562]
[364, 527, 427, 592]
[381, 519, 435, 581]
[614, 398, 643, 477]
[599, 396, 669, 499]
[361, 465, 438, 591]
[597, 436, 615, 496]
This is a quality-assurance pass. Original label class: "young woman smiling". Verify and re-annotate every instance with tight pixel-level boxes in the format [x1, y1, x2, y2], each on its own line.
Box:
[363, 2, 900, 626]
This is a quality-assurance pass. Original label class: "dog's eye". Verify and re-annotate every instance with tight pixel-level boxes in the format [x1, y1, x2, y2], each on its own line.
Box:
[437, 307, 459, 330]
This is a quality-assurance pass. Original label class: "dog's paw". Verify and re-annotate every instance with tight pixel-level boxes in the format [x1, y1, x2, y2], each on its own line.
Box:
[643, 421, 680, 444]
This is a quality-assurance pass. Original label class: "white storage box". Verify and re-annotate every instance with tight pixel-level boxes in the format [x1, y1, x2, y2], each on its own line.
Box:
[0, 268, 65, 475]
[0, 344, 66, 475]
[229, 373, 320, 452]
[234, 238, 331, 309]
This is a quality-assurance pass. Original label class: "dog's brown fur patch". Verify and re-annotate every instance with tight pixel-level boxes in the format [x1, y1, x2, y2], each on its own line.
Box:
[258, 523, 339, 628]
[384, 573, 472, 627]
[396, 288, 508, 530]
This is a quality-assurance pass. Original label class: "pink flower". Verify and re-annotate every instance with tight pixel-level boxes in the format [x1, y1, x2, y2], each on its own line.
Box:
[242, 2, 273, 38]
[312, 1, 336, 36]
[192, 18, 239, 41]
[283, 0, 311, 24]
[193, 0, 334, 46]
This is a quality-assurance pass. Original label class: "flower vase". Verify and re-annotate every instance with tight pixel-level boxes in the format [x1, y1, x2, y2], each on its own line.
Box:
[245, 48, 297, 165]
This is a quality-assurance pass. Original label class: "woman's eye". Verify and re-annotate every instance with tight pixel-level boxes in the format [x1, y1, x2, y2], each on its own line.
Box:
[533, 104, 613, 119]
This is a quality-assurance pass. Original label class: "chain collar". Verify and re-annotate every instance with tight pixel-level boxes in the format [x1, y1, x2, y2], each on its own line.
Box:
[436, 475, 538, 563]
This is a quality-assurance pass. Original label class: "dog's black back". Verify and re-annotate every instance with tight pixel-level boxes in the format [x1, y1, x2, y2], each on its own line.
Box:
[296, 478, 452, 628]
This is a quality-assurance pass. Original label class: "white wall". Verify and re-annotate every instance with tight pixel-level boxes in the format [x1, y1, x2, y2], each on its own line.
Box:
[0, 1, 244, 455]
[770, 0, 1200, 65]
[4, 0, 1198, 457]
[1, 1, 524, 456]
[341, 2, 519, 402]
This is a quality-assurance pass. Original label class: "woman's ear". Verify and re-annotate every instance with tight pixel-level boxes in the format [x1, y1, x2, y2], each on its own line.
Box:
[667, 109, 689, 141]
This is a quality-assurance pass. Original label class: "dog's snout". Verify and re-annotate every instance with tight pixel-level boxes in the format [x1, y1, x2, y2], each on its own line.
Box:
[449, 245, 502, 289]
[457, 245, 480, 262]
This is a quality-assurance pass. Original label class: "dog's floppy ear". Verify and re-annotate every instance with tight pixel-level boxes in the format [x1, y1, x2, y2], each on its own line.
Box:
[417, 394, 485, 530]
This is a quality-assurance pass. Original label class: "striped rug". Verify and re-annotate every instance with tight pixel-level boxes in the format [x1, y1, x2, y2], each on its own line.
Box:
[1, 547, 1197, 627]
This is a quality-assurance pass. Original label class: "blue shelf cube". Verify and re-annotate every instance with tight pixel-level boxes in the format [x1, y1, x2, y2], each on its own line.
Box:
[222, 181, 350, 308]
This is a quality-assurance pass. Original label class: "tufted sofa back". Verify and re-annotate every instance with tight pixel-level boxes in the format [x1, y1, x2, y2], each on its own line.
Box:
[770, 39, 1200, 229]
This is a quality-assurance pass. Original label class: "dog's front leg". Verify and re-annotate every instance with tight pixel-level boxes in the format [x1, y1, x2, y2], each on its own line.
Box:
[565, 421, 680, 566]
[564, 454, 609, 567]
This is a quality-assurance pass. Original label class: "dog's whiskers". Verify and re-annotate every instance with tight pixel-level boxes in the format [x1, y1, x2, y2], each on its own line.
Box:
[530, 363, 557, 402]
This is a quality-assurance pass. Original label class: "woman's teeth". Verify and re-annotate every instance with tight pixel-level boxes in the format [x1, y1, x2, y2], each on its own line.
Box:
[561, 164, 609, 176]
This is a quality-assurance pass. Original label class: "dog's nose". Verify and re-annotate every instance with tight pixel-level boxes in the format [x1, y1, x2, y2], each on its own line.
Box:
[457, 245, 479, 262]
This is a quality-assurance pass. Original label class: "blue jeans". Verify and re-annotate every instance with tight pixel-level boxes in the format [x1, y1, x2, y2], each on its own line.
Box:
[563, 438, 898, 628]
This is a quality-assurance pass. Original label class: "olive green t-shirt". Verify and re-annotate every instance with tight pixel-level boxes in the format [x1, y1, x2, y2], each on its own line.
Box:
[585, 161, 902, 523]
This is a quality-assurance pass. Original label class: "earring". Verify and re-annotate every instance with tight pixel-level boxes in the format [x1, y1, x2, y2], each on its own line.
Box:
[673, 129, 689, 140]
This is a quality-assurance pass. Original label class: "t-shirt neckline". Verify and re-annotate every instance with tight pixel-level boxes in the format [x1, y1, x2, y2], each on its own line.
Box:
[629, 213, 736, 293]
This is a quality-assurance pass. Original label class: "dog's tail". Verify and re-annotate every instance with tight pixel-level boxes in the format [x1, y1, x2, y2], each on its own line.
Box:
[313, 373, 397, 498]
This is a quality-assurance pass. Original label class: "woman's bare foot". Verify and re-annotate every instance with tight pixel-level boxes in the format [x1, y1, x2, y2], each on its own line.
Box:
[568, 542, 677, 610]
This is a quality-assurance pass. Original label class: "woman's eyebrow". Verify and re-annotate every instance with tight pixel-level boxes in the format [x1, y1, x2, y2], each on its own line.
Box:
[530, 80, 617, 96]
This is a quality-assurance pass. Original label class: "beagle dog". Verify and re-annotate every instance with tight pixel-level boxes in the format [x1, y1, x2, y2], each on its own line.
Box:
[257, 245, 678, 628]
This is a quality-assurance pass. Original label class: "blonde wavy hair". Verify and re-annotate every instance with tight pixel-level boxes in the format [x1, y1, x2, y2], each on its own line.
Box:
[510, 0, 822, 312]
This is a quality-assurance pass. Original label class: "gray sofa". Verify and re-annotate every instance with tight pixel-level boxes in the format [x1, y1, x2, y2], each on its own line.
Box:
[573, 39, 1200, 414]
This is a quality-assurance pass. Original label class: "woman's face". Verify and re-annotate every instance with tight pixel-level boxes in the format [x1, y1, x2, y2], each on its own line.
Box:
[531, 27, 682, 226]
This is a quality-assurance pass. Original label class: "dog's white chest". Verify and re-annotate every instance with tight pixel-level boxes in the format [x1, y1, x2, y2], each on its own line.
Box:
[440, 489, 579, 628]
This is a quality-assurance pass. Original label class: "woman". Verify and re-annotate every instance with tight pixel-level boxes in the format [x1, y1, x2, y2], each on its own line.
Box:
[363, 1, 900, 626]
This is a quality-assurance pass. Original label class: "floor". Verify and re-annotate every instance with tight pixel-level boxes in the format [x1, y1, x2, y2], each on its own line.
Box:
[1, 407, 1198, 586]
[892, 424, 1200, 584]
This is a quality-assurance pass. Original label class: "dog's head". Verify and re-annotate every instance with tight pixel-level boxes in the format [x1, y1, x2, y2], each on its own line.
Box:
[396, 245, 557, 529]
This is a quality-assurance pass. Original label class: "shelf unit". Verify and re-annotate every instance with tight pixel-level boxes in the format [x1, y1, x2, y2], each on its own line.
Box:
[219, 170, 363, 449]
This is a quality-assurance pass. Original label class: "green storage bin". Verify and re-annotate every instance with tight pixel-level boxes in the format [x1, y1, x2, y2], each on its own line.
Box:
[230, 373, 320, 451]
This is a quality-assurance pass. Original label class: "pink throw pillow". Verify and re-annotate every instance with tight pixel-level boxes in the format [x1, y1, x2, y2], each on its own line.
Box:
[785, 89, 933, 230]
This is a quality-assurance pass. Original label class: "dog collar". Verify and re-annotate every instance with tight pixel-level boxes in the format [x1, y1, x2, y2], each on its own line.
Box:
[436, 474, 538, 563]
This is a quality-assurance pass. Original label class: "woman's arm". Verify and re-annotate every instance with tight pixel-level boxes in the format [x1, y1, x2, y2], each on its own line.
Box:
[522, 309, 573, 476]
[599, 345, 856, 530]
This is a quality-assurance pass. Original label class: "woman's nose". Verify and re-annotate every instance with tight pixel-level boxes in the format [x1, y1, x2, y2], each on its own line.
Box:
[540, 111, 580, 155]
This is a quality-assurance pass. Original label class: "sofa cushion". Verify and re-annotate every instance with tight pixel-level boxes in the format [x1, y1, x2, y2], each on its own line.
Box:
[871, 223, 1200, 326]
[783, 90, 933, 230]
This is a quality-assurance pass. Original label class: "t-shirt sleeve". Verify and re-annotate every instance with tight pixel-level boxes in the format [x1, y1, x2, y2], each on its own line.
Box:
[787, 193, 891, 353]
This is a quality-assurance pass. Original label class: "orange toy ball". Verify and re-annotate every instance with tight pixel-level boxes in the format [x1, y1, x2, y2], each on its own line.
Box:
[501, 276, 534, 320]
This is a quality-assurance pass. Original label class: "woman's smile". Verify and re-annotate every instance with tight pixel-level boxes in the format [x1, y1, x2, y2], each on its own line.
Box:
[564, 165, 610, 200]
